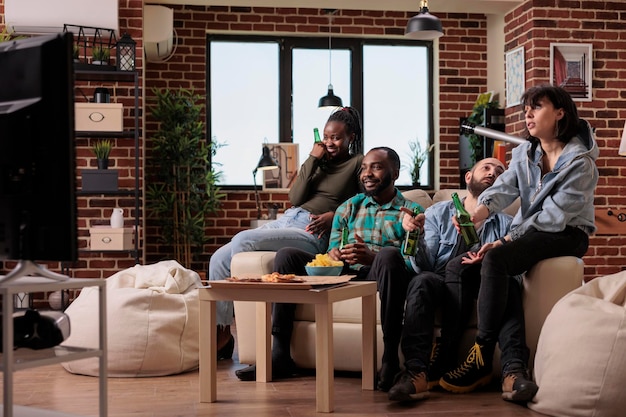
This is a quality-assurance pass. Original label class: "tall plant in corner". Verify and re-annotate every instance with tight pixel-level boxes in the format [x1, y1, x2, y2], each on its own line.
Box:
[146, 88, 224, 268]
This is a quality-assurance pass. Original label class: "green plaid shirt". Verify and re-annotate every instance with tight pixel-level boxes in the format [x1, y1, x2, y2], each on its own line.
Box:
[329, 189, 423, 270]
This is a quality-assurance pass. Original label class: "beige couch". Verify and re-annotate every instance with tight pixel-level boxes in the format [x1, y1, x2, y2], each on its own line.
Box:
[232, 189, 584, 373]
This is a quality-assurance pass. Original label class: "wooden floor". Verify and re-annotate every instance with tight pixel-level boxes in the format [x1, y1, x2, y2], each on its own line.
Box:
[2, 332, 544, 417]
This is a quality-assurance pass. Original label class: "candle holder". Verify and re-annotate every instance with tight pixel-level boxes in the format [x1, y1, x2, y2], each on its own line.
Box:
[116, 33, 136, 71]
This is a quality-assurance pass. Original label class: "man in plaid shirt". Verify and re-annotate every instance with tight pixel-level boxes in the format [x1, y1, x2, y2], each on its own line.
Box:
[236, 146, 424, 382]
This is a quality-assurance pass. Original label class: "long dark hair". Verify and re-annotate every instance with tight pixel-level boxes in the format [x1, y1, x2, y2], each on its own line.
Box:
[327, 106, 363, 155]
[521, 85, 580, 144]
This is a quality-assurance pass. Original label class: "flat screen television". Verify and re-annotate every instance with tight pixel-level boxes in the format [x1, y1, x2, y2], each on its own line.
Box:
[0, 32, 77, 272]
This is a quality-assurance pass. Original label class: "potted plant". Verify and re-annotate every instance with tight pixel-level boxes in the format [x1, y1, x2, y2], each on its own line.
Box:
[92, 139, 112, 169]
[465, 100, 501, 165]
[146, 88, 224, 268]
[406, 139, 435, 187]
[72, 44, 80, 63]
[91, 46, 110, 65]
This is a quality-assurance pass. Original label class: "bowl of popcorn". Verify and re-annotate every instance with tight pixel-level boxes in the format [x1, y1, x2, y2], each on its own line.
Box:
[305, 253, 344, 276]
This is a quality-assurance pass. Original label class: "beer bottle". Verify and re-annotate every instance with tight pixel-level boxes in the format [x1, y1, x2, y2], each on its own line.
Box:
[339, 226, 349, 249]
[402, 207, 421, 256]
[451, 192, 479, 246]
[313, 127, 322, 143]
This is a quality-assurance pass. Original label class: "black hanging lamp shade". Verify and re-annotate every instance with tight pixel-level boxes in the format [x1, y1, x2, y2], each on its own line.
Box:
[318, 85, 343, 108]
[318, 9, 343, 109]
[405, 0, 444, 40]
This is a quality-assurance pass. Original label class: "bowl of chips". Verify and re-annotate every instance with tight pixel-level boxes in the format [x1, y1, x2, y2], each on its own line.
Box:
[305, 253, 344, 276]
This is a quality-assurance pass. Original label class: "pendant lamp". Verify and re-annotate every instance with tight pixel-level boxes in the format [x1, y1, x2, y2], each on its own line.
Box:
[318, 10, 343, 109]
[405, 0, 444, 40]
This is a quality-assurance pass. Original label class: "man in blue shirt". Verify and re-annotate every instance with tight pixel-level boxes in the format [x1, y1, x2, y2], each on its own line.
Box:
[235, 146, 423, 381]
[385, 157, 537, 403]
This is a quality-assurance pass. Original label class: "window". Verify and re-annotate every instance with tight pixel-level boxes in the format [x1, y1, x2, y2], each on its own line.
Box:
[208, 35, 434, 188]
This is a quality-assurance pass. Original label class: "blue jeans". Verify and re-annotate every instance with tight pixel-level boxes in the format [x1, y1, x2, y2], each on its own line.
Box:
[208, 207, 329, 325]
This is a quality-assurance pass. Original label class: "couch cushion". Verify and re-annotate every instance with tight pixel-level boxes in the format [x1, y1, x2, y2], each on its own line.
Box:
[528, 271, 626, 417]
[402, 189, 433, 209]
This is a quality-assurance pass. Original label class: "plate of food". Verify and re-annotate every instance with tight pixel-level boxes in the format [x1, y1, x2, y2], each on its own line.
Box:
[211, 271, 355, 289]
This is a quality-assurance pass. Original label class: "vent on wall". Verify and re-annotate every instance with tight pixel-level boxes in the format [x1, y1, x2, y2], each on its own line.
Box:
[5, 0, 119, 35]
[144, 5, 175, 62]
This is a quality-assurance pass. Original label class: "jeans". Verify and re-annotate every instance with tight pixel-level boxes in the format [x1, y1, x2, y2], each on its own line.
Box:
[444, 254, 528, 368]
[401, 271, 446, 372]
[208, 207, 329, 325]
[271, 246, 411, 365]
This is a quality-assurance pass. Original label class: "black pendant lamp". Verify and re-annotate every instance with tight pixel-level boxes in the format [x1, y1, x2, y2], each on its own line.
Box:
[319, 10, 343, 109]
[405, 0, 444, 40]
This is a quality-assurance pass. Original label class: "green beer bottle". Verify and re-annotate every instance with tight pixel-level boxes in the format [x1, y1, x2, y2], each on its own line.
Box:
[313, 127, 322, 143]
[451, 192, 479, 246]
[402, 207, 421, 256]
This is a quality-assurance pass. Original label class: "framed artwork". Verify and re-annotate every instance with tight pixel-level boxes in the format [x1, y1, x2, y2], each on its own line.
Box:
[550, 43, 593, 102]
[505, 46, 525, 107]
[262, 143, 299, 191]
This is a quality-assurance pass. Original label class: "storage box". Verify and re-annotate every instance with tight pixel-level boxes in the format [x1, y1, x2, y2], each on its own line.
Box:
[75, 103, 123, 132]
[81, 169, 118, 192]
[89, 226, 133, 250]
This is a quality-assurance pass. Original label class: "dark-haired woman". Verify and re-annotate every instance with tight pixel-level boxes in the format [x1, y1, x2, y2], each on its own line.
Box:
[440, 85, 598, 402]
[209, 107, 364, 358]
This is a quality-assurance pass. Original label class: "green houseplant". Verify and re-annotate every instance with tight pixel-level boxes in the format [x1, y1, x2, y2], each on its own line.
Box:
[146, 88, 224, 268]
[91, 46, 110, 65]
[465, 99, 501, 165]
[92, 139, 112, 169]
[406, 139, 435, 187]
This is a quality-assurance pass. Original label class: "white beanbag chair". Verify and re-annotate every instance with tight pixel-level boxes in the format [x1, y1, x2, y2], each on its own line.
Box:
[529, 271, 626, 417]
[61, 260, 201, 377]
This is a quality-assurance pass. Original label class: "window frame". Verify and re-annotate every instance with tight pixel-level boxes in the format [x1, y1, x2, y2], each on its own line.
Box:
[207, 34, 435, 190]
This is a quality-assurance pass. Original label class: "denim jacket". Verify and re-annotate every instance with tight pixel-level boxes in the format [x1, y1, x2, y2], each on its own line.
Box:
[477, 119, 598, 240]
[410, 199, 512, 275]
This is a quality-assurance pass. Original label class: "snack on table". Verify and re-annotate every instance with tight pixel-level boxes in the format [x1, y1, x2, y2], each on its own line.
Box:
[261, 272, 298, 282]
[306, 253, 344, 267]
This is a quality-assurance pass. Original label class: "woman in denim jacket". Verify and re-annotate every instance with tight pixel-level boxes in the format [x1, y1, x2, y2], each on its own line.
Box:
[439, 85, 598, 400]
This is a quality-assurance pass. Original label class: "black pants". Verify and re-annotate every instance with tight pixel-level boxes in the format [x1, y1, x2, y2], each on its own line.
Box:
[271, 246, 412, 365]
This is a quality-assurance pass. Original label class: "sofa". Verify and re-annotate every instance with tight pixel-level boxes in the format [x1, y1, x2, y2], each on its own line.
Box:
[232, 189, 584, 373]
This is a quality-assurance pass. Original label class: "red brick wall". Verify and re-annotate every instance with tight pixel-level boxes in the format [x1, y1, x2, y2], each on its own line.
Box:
[503, 0, 626, 279]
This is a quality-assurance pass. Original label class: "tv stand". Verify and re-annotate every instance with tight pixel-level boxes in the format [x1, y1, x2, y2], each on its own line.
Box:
[0, 260, 69, 285]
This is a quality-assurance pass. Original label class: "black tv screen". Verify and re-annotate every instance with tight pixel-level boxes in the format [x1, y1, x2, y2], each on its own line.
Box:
[0, 32, 77, 262]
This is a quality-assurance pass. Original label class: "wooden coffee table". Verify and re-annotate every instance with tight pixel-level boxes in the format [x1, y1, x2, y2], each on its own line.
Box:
[198, 280, 378, 413]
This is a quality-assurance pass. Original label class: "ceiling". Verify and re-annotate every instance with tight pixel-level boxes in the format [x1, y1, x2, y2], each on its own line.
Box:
[149, 0, 524, 15]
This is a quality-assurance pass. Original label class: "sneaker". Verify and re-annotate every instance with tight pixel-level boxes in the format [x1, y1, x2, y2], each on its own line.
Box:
[388, 370, 429, 402]
[501, 362, 538, 402]
[439, 342, 492, 393]
[235, 359, 297, 382]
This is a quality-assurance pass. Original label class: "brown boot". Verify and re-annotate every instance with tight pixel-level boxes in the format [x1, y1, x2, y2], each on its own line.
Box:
[217, 325, 234, 360]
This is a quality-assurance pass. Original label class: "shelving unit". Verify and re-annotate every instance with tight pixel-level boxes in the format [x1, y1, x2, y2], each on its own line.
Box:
[74, 69, 141, 264]
[0, 274, 107, 417]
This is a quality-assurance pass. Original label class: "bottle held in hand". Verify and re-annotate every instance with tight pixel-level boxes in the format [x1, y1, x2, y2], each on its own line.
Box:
[402, 207, 421, 256]
[451, 192, 479, 246]
[340, 226, 349, 250]
[314, 127, 321, 143]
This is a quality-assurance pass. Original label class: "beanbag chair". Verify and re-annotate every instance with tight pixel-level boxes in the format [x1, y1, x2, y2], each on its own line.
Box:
[529, 271, 626, 417]
[60, 260, 201, 377]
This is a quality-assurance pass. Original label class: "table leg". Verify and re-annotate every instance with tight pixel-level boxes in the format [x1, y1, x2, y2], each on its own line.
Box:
[361, 292, 376, 390]
[315, 302, 334, 413]
[256, 302, 272, 382]
[199, 299, 217, 402]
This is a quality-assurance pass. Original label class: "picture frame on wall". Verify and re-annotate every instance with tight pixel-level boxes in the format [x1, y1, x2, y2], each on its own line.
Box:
[262, 143, 299, 191]
[505, 46, 525, 108]
[549, 43, 593, 102]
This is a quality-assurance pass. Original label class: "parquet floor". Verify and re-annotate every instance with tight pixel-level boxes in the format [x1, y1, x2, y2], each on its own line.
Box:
[2, 328, 543, 417]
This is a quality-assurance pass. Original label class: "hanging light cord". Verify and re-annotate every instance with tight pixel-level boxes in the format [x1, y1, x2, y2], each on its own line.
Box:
[327, 12, 333, 88]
